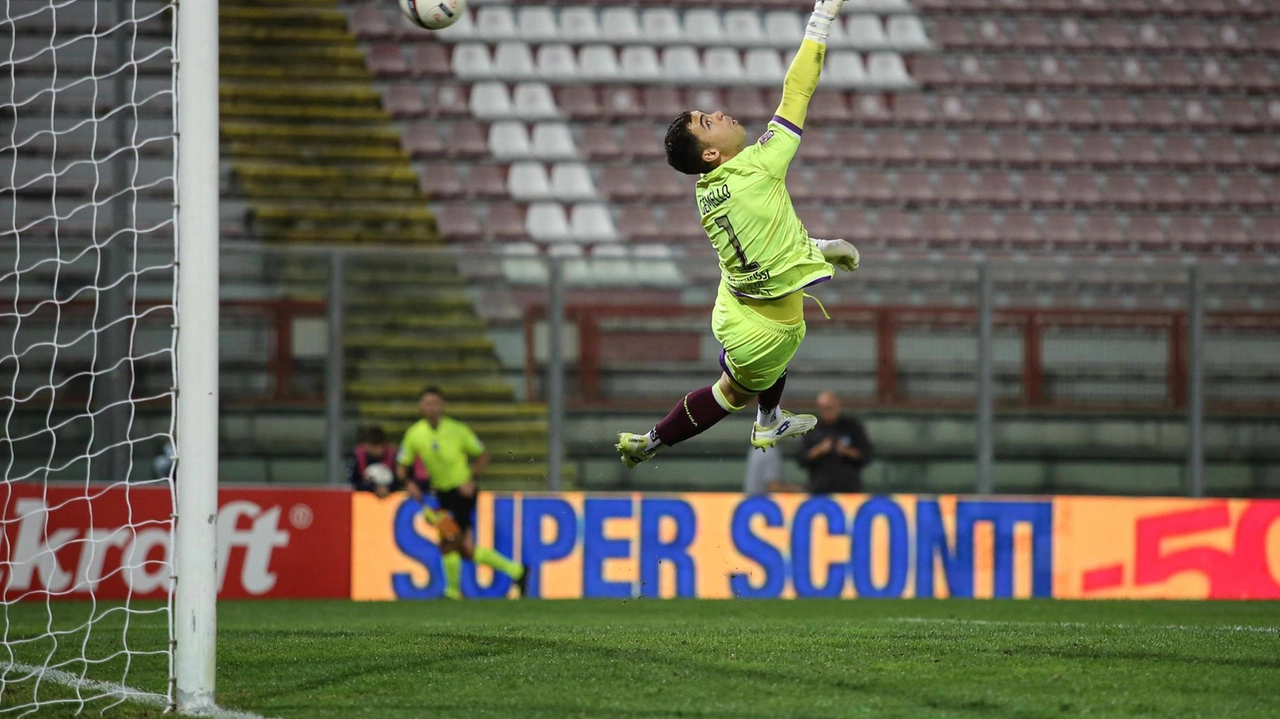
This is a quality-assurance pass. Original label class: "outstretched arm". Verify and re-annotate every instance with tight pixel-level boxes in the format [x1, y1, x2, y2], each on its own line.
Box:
[774, 0, 845, 132]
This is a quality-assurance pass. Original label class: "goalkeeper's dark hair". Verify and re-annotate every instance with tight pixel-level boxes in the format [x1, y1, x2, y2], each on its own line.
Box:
[420, 385, 444, 400]
[361, 425, 386, 444]
[665, 111, 712, 176]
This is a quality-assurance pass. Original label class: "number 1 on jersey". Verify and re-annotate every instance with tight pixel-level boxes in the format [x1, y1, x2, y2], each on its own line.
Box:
[714, 216, 760, 272]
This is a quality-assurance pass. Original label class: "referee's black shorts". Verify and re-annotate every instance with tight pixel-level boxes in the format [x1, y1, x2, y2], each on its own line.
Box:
[436, 488, 477, 534]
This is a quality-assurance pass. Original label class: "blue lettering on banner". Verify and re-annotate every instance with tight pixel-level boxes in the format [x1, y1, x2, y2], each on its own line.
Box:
[791, 498, 847, 598]
[916, 499, 971, 598]
[639, 498, 697, 598]
[729, 497, 785, 598]
[956, 501, 1053, 598]
[583, 498, 634, 598]
[521, 497, 578, 598]
[392, 496, 443, 599]
[462, 496, 516, 599]
[851, 497, 910, 598]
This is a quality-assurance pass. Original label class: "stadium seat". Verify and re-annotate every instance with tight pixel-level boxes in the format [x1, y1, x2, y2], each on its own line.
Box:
[688, 88, 724, 114]
[1097, 97, 1137, 129]
[814, 168, 855, 201]
[896, 170, 935, 205]
[349, 5, 395, 40]
[531, 122, 578, 161]
[402, 122, 446, 158]
[847, 16, 890, 49]
[535, 45, 578, 82]
[1168, 216, 1210, 250]
[434, 8, 474, 40]
[591, 244, 635, 287]
[872, 131, 913, 164]
[744, 49, 785, 85]
[493, 42, 536, 81]
[851, 171, 893, 202]
[977, 172, 1017, 204]
[620, 46, 661, 82]
[579, 46, 621, 82]
[832, 208, 874, 244]
[641, 8, 684, 45]
[468, 165, 509, 199]
[410, 44, 452, 79]
[830, 128, 872, 162]
[915, 132, 955, 164]
[435, 204, 482, 242]
[918, 212, 956, 245]
[617, 206, 662, 241]
[1103, 175, 1144, 209]
[764, 11, 805, 48]
[559, 7, 601, 44]
[571, 203, 620, 243]
[706, 47, 747, 83]
[1020, 172, 1059, 206]
[599, 166, 639, 201]
[1039, 134, 1077, 166]
[640, 87, 683, 119]
[548, 244, 592, 287]
[993, 57, 1033, 89]
[431, 84, 470, 117]
[886, 16, 931, 51]
[1000, 134, 1036, 166]
[1224, 175, 1269, 209]
[1042, 213, 1082, 247]
[1240, 137, 1278, 170]
[578, 125, 621, 159]
[684, 9, 725, 45]
[473, 6, 517, 42]
[936, 171, 977, 205]
[451, 43, 493, 80]
[419, 162, 464, 200]
[957, 214, 1000, 247]
[644, 166, 691, 202]
[1161, 136, 1201, 169]
[1145, 175, 1184, 209]
[868, 53, 914, 88]
[875, 211, 917, 246]
[383, 83, 425, 118]
[896, 93, 937, 125]
[1125, 215, 1166, 249]
[1201, 136, 1241, 168]
[500, 242, 549, 285]
[446, 122, 488, 158]
[513, 83, 559, 120]
[1117, 136, 1159, 167]
[723, 11, 766, 46]
[1001, 212, 1040, 248]
[851, 93, 894, 124]
[1079, 136, 1119, 168]
[633, 245, 684, 288]
[551, 163, 598, 202]
[489, 121, 532, 160]
[517, 6, 559, 43]
[1061, 174, 1102, 207]
[470, 82, 512, 120]
[525, 202, 570, 242]
[601, 7, 642, 43]
[487, 203, 528, 241]
[954, 132, 996, 165]
[508, 162, 551, 201]
[366, 43, 408, 78]
[825, 52, 869, 88]
[557, 86, 602, 120]
[1184, 175, 1225, 208]
[808, 92, 851, 122]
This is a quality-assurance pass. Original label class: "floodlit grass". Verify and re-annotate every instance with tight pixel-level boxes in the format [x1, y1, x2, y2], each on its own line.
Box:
[2, 600, 1278, 718]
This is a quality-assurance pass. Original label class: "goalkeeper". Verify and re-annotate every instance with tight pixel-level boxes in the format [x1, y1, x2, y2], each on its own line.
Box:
[617, 0, 860, 468]
[397, 386, 527, 599]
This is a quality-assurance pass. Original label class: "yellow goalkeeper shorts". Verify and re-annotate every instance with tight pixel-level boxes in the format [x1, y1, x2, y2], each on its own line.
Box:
[711, 283, 807, 394]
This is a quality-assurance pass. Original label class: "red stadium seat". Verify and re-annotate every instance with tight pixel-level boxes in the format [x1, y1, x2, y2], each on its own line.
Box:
[1117, 136, 1159, 168]
[1237, 59, 1274, 92]
[435, 204, 482, 242]
[1247, 215, 1278, 249]
[1001, 132, 1040, 165]
[1161, 136, 1201, 169]
[1042, 213, 1083, 247]
[832, 209, 875, 245]
[557, 86, 603, 120]
[915, 132, 956, 164]
[1079, 136, 1120, 168]
[383, 83, 426, 118]
[896, 171, 936, 205]
[1035, 57, 1075, 90]
[468, 165, 508, 199]
[893, 94, 934, 126]
[617, 206, 662, 242]
[486, 203, 527, 241]
[808, 93, 851, 123]
[726, 89, 770, 123]
[851, 171, 893, 203]
[1080, 214, 1124, 249]
[976, 172, 1018, 204]
[918, 213, 957, 245]
[419, 162, 464, 200]
[789, 171, 818, 204]
[410, 44, 451, 79]
[1103, 174, 1145, 209]
[1154, 58, 1196, 90]
[796, 206, 832, 238]
[640, 87, 683, 119]
[875, 211, 917, 246]
[1168, 216, 1210, 251]
[367, 43, 409, 78]
[1201, 136, 1242, 167]
[1240, 137, 1278, 170]
[953, 133, 996, 165]
[930, 19, 971, 48]
[1039, 134, 1078, 166]
[599, 166, 640, 201]
[1013, 19, 1053, 49]
[935, 171, 977, 205]
[1136, 98, 1180, 129]
[642, 166, 688, 202]
[1057, 97, 1097, 128]
[940, 94, 981, 125]
[1097, 97, 1138, 129]
[910, 57, 952, 86]
[850, 94, 894, 125]
[975, 19, 1012, 48]
[1224, 175, 1269, 208]
[1020, 172, 1060, 206]
[1115, 58, 1154, 90]
[957, 214, 1000, 247]
[1001, 212, 1040, 249]
[1125, 215, 1167, 249]
[401, 122, 446, 158]
[830, 129, 873, 163]
[993, 57, 1033, 89]
[687, 88, 726, 115]
[601, 87, 644, 120]
[1203, 215, 1248, 251]
[1075, 58, 1116, 89]
[1180, 99, 1220, 131]
[1061, 174, 1103, 207]
[1144, 175, 1184, 208]
[1183, 176, 1225, 207]
[871, 132, 913, 165]
[1135, 22, 1170, 50]
[1093, 22, 1133, 51]
[447, 122, 489, 158]
[577, 125, 620, 159]
[349, 5, 396, 40]
[1219, 99, 1261, 131]
[1170, 22, 1213, 51]
[813, 169, 855, 201]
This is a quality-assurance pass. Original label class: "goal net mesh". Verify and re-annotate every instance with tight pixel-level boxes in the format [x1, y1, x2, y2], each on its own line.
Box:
[2, 0, 177, 713]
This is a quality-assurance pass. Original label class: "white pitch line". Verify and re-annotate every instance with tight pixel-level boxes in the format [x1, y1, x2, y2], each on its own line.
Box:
[0, 663, 272, 719]
[884, 617, 1280, 634]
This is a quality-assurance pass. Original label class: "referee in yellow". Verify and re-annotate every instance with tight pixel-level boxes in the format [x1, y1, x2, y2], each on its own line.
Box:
[396, 386, 526, 599]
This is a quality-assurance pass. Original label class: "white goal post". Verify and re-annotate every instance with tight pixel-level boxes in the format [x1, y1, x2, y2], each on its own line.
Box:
[1, 0, 218, 714]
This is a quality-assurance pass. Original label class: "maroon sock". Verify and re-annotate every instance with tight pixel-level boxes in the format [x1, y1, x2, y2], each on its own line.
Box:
[757, 372, 787, 412]
[653, 385, 732, 447]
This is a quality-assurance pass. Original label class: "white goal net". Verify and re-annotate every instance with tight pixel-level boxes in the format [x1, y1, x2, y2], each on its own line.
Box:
[1, 0, 191, 713]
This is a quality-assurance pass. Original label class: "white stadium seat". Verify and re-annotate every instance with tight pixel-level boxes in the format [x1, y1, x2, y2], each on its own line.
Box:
[530, 122, 579, 161]
[591, 244, 635, 287]
[744, 49, 785, 85]
[684, 9, 725, 45]
[550, 163, 598, 202]
[535, 45, 578, 82]
[886, 16, 932, 50]
[513, 82, 560, 120]
[704, 48, 745, 84]
[493, 42, 535, 80]
[469, 81, 512, 120]
[571, 203, 619, 243]
[526, 202, 570, 241]
[516, 6, 559, 43]
[473, 6, 517, 41]
[579, 45, 621, 82]
[619, 46, 661, 82]
[559, 7, 601, 44]
[508, 161, 551, 200]
[488, 121, 532, 159]
[548, 244, 592, 286]
[633, 245, 684, 287]
[868, 52, 913, 87]
[847, 16, 890, 49]
[825, 51, 869, 87]
[601, 7, 641, 43]
[849, 0, 914, 12]
[501, 243, 548, 286]
[451, 43, 492, 80]
[661, 46, 704, 83]
[641, 8, 684, 44]
[723, 11, 765, 46]
[764, 12, 804, 49]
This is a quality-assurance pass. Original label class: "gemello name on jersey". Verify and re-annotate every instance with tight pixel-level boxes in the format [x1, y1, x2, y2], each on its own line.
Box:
[385, 494, 1054, 600]
[699, 185, 731, 214]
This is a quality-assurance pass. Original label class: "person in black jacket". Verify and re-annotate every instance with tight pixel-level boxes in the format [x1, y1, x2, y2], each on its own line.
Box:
[796, 391, 873, 494]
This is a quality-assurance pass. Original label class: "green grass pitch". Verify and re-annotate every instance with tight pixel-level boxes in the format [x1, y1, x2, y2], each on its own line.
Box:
[2, 600, 1278, 718]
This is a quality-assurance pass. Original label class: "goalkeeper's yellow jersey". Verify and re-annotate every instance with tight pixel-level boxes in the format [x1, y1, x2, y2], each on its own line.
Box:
[396, 417, 484, 491]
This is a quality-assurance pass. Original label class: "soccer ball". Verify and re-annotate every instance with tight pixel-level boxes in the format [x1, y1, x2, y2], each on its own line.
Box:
[400, 0, 466, 31]
[363, 463, 395, 487]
